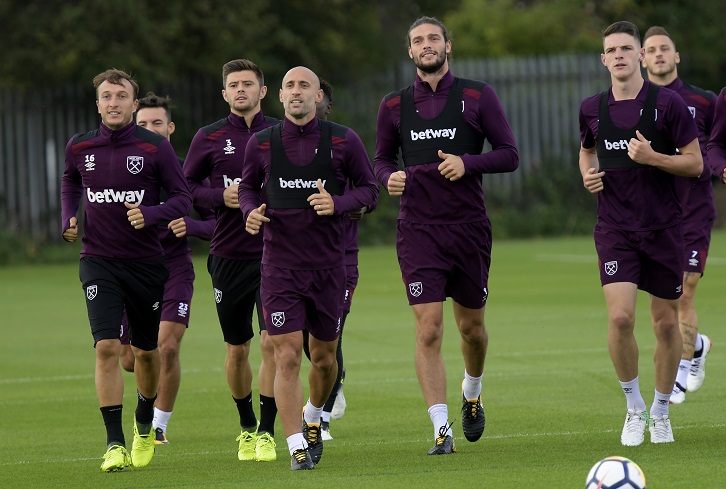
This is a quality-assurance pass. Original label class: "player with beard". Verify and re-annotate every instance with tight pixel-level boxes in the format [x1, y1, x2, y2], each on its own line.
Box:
[641, 26, 715, 404]
[579, 21, 702, 446]
[183, 59, 279, 462]
[373, 16, 519, 455]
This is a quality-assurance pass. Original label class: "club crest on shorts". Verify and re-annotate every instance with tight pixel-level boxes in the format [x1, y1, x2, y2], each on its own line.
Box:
[86, 284, 97, 300]
[126, 156, 144, 174]
[214, 288, 222, 304]
[271, 311, 285, 327]
[604, 260, 618, 276]
[408, 281, 423, 297]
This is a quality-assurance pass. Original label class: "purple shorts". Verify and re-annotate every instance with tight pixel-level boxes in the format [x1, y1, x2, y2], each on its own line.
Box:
[261, 265, 345, 342]
[160, 256, 195, 326]
[594, 224, 683, 300]
[344, 264, 358, 312]
[396, 220, 491, 309]
[681, 219, 713, 275]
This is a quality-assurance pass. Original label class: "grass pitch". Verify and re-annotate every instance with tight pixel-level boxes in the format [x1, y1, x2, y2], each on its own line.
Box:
[1, 232, 725, 488]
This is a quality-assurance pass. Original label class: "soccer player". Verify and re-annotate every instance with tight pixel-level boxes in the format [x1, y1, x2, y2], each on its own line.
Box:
[373, 16, 519, 455]
[183, 59, 279, 462]
[578, 21, 702, 446]
[134, 92, 215, 443]
[641, 26, 715, 404]
[239, 66, 378, 470]
[61, 69, 192, 471]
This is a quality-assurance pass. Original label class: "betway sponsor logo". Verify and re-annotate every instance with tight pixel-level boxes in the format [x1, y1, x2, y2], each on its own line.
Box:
[223, 174, 241, 188]
[279, 178, 326, 189]
[87, 188, 144, 204]
[604, 139, 629, 150]
[410, 128, 457, 141]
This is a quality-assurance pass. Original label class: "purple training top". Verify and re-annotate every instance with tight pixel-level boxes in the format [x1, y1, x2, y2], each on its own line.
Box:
[706, 88, 726, 181]
[579, 80, 698, 231]
[183, 112, 276, 260]
[373, 70, 518, 225]
[61, 122, 192, 260]
[239, 118, 378, 270]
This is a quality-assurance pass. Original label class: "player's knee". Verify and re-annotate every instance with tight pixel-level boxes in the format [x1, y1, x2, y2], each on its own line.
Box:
[96, 339, 122, 360]
[610, 311, 635, 332]
[159, 340, 181, 363]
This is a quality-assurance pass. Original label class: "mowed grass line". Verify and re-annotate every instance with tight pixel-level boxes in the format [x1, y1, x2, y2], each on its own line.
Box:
[1, 232, 725, 488]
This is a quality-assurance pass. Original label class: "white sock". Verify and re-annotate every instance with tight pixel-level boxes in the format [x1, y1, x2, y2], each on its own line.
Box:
[303, 399, 323, 425]
[286, 433, 307, 456]
[650, 389, 670, 418]
[619, 377, 646, 412]
[321, 411, 331, 424]
[427, 403, 451, 439]
[694, 334, 704, 354]
[152, 408, 172, 432]
[675, 359, 690, 389]
[463, 370, 483, 400]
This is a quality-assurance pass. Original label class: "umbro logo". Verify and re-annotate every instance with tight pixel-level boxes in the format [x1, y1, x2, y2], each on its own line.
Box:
[85, 161, 95, 171]
[223, 139, 235, 154]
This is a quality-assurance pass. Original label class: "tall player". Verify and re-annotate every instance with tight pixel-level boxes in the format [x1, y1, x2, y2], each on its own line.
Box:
[61, 69, 192, 471]
[641, 26, 714, 404]
[579, 21, 702, 446]
[373, 16, 518, 455]
[183, 59, 279, 462]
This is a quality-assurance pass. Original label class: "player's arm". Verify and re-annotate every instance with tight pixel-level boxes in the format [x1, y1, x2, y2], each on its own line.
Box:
[176, 180, 216, 240]
[458, 84, 519, 175]
[238, 137, 265, 222]
[331, 130, 379, 215]
[184, 131, 225, 209]
[628, 130, 702, 177]
[579, 145, 605, 194]
[372, 97, 406, 196]
[60, 138, 82, 241]
[706, 88, 726, 183]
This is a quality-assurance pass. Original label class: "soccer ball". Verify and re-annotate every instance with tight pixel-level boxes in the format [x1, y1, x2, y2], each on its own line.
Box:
[585, 456, 646, 489]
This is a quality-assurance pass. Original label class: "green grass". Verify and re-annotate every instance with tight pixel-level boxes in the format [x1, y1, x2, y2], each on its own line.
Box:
[1, 232, 725, 488]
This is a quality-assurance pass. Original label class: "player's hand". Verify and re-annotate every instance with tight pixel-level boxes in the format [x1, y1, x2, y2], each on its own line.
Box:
[307, 179, 334, 216]
[437, 150, 465, 181]
[246, 204, 269, 235]
[223, 184, 240, 208]
[628, 130, 654, 165]
[125, 202, 145, 229]
[387, 170, 406, 196]
[349, 206, 367, 221]
[168, 217, 187, 238]
[583, 167, 605, 194]
[63, 216, 78, 242]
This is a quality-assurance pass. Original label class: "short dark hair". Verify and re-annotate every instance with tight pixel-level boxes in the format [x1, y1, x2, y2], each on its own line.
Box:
[602, 21, 641, 46]
[137, 91, 172, 121]
[319, 78, 333, 104]
[406, 16, 450, 47]
[92, 69, 139, 99]
[222, 59, 264, 88]
[643, 26, 674, 47]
